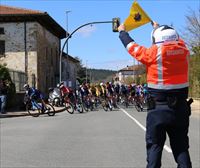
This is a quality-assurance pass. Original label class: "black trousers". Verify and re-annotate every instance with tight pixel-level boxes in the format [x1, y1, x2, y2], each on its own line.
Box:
[146, 99, 192, 168]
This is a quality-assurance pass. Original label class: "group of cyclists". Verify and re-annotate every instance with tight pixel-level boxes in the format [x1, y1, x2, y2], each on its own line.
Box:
[23, 81, 149, 115]
[78, 82, 148, 109]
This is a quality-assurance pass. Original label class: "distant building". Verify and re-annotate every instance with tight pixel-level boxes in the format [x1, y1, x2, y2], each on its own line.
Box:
[115, 64, 146, 84]
[0, 5, 66, 93]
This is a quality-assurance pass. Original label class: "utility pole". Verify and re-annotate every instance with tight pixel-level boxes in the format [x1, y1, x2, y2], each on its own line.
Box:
[66, 11, 71, 84]
[86, 60, 88, 83]
[59, 10, 71, 83]
[90, 70, 92, 83]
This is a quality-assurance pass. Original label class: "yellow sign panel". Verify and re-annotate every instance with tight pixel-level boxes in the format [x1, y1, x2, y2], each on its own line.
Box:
[124, 1, 151, 31]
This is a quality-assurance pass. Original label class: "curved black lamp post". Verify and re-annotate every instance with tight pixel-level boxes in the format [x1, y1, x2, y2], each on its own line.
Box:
[59, 20, 119, 83]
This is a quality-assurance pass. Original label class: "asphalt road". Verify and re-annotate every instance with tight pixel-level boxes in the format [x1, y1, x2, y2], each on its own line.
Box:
[1, 105, 199, 168]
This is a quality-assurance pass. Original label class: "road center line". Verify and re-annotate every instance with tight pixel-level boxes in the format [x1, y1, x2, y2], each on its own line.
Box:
[119, 107, 172, 153]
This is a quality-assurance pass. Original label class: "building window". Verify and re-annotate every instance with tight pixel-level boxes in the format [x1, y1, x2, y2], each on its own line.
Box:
[9, 70, 26, 92]
[0, 28, 4, 34]
[0, 40, 5, 56]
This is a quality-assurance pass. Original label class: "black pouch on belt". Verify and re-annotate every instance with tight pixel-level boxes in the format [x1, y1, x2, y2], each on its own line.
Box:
[167, 96, 177, 109]
[147, 96, 156, 110]
[187, 98, 193, 116]
[187, 98, 193, 106]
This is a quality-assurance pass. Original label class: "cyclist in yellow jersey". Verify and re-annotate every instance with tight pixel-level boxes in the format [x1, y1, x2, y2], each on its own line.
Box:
[100, 83, 106, 98]
[95, 84, 101, 97]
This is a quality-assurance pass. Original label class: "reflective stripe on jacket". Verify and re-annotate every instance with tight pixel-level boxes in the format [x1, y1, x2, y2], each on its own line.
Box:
[119, 31, 189, 90]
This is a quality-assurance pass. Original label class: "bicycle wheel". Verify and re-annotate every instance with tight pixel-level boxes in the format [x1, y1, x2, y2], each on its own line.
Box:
[82, 101, 89, 112]
[76, 103, 84, 113]
[101, 100, 108, 111]
[123, 100, 129, 108]
[45, 103, 55, 116]
[134, 102, 142, 112]
[90, 102, 94, 111]
[64, 102, 74, 114]
[26, 103, 40, 117]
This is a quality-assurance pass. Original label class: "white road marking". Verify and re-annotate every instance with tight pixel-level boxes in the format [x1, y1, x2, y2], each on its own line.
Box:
[120, 107, 172, 153]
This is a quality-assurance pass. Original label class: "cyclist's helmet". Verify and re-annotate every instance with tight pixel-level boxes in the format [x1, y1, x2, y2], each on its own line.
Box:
[59, 82, 64, 88]
[151, 25, 179, 44]
[23, 84, 29, 90]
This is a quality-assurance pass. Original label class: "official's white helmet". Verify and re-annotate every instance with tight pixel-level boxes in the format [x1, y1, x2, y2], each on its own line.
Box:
[151, 25, 179, 44]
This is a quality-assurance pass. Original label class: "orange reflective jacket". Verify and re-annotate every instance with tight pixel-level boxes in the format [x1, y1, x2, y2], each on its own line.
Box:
[126, 39, 189, 90]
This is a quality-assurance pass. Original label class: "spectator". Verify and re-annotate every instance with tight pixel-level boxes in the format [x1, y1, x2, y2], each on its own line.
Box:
[0, 78, 8, 114]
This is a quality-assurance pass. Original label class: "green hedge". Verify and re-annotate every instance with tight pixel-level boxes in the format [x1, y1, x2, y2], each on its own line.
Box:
[189, 53, 200, 98]
[0, 64, 16, 108]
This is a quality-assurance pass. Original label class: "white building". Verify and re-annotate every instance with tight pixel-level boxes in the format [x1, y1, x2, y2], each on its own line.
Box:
[115, 64, 146, 84]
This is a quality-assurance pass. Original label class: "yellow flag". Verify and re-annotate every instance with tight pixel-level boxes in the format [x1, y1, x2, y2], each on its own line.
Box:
[124, 1, 151, 31]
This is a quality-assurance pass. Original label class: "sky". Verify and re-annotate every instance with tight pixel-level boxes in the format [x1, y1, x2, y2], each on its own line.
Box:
[1, 0, 199, 70]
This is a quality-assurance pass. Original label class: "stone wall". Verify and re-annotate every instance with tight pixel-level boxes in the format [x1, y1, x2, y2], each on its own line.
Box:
[35, 23, 60, 93]
[0, 22, 60, 94]
[0, 22, 27, 72]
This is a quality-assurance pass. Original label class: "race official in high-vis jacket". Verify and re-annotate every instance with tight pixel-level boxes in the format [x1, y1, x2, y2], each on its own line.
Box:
[118, 22, 192, 168]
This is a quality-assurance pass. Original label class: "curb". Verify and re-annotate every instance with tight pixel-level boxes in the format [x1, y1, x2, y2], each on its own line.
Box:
[0, 108, 66, 118]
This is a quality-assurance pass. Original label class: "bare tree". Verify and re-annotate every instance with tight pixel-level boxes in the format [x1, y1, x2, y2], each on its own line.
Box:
[181, 8, 200, 97]
[181, 7, 200, 52]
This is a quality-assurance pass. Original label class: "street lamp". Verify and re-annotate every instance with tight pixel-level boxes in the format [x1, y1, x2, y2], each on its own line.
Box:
[66, 11, 71, 82]
[59, 11, 71, 83]
[59, 18, 120, 84]
[86, 60, 88, 83]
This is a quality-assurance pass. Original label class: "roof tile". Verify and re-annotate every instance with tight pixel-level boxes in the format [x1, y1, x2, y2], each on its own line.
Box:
[0, 5, 44, 15]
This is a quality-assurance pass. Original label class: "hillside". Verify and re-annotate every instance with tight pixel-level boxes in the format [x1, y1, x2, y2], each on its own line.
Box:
[88, 68, 117, 83]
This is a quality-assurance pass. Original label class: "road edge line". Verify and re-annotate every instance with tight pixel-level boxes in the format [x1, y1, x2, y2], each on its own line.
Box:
[119, 107, 172, 153]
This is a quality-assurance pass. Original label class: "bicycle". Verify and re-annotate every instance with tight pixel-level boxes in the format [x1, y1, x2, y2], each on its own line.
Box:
[100, 97, 109, 111]
[70, 95, 84, 113]
[120, 94, 129, 108]
[82, 95, 94, 112]
[63, 95, 74, 114]
[100, 96, 114, 111]
[25, 98, 55, 117]
[133, 95, 144, 112]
